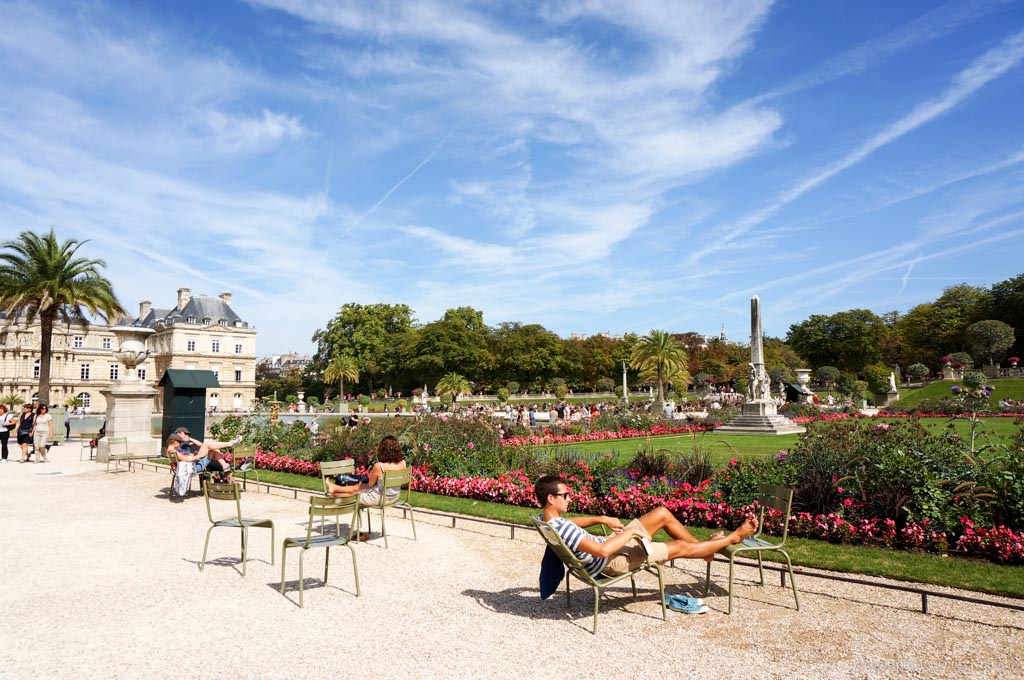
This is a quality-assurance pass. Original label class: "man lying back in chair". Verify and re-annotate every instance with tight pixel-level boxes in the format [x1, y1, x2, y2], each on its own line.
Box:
[536, 474, 757, 577]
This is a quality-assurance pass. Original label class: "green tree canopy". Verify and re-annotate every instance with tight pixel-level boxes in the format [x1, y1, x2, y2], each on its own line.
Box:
[986, 273, 1024, 356]
[408, 307, 491, 387]
[488, 322, 563, 389]
[311, 302, 415, 392]
[788, 309, 887, 373]
[965, 319, 1016, 366]
[0, 229, 125, 403]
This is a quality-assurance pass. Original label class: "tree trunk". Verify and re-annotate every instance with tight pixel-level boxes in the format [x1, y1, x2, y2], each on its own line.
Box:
[38, 312, 55, 405]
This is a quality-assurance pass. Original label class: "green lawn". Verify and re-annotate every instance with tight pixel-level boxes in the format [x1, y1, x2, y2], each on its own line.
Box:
[522, 416, 1022, 465]
[896, 377, 1024, 408]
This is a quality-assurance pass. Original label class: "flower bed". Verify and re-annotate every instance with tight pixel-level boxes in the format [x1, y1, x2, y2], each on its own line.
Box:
[251, 447, 1024, 564]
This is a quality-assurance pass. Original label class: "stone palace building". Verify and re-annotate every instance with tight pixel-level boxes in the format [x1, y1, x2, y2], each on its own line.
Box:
[0, 288, 257, 413]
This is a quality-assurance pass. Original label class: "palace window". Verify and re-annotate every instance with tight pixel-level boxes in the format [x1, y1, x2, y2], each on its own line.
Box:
[234, 369, 242, 382]
[109, 365, 119, 381]
[211, 340, 220, 353]
[77, 392, 91, 410]
[187, 339, 196, 352]
[33, 360, 40, 379]
[102, 337, 112, 350]
[235, 343, 243, 354]
[138, 368, 146, 381]
[73, 336, 84, 348]
[81, 364, 91, 380]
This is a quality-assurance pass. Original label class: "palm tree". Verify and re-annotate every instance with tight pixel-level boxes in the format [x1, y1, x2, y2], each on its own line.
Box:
[434, 372, 472, 398]
[1, 394, 24, 411]
[0, 229, 125, 404]
[323, 354, 359, 405]
[630, 330, 688, 409]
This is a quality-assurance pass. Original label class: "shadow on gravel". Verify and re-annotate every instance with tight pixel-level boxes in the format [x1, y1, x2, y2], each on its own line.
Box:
[463, 586, 667, 630]
[276, 578, 358, 608]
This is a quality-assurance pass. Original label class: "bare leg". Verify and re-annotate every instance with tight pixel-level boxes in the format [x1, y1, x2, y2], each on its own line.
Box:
[636, 507, 702, 543]
[324, 479, 361, 497]
[664, 518, 757, 560]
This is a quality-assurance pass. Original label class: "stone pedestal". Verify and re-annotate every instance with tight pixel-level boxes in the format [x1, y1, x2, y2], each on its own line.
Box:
[96, 384, 160, 461]
[715, 401, 805, 435]
[874, 390, 900, 407]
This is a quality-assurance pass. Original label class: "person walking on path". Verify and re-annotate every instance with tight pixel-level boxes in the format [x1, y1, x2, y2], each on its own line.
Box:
[16, 404, 34, 463]
[0, 404, 13, 462]
[31, 403, 53, 463]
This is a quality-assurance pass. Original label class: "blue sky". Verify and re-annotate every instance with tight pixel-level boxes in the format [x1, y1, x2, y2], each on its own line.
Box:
[2, 1, 1023, 356]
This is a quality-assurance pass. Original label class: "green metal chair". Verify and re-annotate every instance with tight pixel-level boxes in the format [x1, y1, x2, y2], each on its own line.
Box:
[704, 484, 800, 614]
[531, 516, 666, 634]
[319, 459, 356, 494]
[200, 482, 275, 577]
[359, 467, 417, 548]
[280, 494, 361, 607]
[318, 459, 356, 534]
[104, 437, 129, 473]
[228, 444, 260, 489]
[79, 432, 100, 461]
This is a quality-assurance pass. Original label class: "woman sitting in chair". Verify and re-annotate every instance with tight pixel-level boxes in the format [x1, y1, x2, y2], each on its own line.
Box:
[324, 434, 406, 508]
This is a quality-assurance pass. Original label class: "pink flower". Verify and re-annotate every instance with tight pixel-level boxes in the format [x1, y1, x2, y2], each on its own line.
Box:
[467, 442, 475, 450]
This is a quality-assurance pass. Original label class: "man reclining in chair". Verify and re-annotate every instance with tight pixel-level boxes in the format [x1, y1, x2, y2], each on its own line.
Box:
[536, 474, 758, 579]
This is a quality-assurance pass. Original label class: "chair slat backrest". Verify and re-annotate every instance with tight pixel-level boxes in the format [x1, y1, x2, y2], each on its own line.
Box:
[381, 467, 411, 494]
[231, 444, 258, 469]
[204, 482, 242, 524]
[756, 484, 794, 541]
[319, 460, 356, 493]
[531, 517, 597, 585]
[304, 495, 360, 543]
[107, 437, 128, 457]
[166, 448, 179, 472]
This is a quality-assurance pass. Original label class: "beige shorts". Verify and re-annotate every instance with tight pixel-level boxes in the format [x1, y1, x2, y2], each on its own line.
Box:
[602, 519, 670, 576]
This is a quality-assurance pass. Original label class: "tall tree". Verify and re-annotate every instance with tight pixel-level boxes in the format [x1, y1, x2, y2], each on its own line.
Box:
[408, 307, 491, 387]
[311, 302, 415, 392]
[788, 310, 887, 373]
[487, 322, 563, 389]
[0, 229, 125, 403]
[629, 330, 688, 406]
[986, 273, 1024, 357]
[899, 284, 990, 367]
[965, 320, 1016, 366]
[323, 354, 360, 399]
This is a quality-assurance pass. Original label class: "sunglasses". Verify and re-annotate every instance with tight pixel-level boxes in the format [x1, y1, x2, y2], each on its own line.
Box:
[552, 491, 571, 499]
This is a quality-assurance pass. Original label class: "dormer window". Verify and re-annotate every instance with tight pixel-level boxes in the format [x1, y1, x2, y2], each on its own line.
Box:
[202, 318, 211, 326]
[186, 317, 196, 325]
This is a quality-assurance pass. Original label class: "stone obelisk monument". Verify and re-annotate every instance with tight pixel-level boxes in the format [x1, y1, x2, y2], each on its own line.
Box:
[716, 296, 805, 435]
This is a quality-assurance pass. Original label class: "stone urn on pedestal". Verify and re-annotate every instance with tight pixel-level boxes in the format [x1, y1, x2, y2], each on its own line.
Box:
[96, 326, 158, 462]
[794, 369, 813, 404]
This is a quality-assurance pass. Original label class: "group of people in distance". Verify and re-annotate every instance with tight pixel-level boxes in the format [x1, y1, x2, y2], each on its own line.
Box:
[0, 402, 54, 464]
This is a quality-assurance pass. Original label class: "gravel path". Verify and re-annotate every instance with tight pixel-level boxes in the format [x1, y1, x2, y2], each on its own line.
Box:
[1, 443, 1022, 679]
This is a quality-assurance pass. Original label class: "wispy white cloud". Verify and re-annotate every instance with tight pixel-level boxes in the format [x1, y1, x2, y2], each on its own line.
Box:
[687, 28, 1024, 265]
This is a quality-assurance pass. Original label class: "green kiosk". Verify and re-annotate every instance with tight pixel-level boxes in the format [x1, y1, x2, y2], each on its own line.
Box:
[159, 369, 220, 444]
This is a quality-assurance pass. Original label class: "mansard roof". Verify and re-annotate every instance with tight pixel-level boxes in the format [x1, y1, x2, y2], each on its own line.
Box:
[138, 295, 248, 329]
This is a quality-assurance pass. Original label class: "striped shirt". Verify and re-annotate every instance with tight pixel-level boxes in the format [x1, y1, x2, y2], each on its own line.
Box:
[546, 516, 608, 577]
